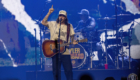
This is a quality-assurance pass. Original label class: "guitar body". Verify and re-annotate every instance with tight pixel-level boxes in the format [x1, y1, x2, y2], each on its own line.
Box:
[42, 40, 65, 58]
[42, 38, 87, 58]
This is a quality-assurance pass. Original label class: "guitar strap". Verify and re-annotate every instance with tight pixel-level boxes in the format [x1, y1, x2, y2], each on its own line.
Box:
[66, 24, 70, 43]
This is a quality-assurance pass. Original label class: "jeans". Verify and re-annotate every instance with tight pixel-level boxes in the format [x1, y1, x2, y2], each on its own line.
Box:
[52, 54, 73, 80]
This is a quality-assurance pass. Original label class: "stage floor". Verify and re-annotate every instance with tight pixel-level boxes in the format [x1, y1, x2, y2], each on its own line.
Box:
[27, 68, 139, 80]
[0, 65, 139, 80]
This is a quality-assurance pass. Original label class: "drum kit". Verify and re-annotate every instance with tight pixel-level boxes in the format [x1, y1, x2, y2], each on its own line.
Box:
[71, 13, 134, 69]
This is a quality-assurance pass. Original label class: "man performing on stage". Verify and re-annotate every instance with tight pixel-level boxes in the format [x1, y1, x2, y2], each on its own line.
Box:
[41, 5, 77, 80]
[75, 9, 103, 68]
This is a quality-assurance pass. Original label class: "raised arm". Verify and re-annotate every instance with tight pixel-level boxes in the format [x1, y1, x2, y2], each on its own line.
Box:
[41, 5, 54, 27]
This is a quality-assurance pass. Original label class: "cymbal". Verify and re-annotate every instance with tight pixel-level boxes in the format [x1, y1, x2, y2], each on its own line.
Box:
[98, 29, 113, 32]
[97, 17, 115, 20]
[113, 14, 131, 16]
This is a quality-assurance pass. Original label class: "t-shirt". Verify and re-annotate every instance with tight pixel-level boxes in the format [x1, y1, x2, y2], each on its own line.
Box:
[75, 17, 100, 42]
[77, 17, 96, 31]
[47, 21, 75, 55]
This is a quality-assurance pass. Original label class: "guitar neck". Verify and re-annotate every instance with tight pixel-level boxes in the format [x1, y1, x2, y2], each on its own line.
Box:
[60, 38, 87, 47]
[60, 42, 72, 47]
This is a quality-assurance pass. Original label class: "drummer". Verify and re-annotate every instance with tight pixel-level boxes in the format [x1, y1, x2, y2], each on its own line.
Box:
[75, 9, 103, 68]
[75, 9, 96, 33]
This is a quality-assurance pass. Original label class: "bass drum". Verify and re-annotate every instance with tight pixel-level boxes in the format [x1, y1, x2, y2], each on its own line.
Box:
[69, 44, 87, 69]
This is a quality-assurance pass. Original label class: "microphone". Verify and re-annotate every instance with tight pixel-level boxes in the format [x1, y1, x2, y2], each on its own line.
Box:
[59, 18, 62, 25]
[60, 18, 62, 22]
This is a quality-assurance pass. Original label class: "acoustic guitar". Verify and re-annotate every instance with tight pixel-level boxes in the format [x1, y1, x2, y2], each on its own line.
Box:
[42, 39, 87, 58]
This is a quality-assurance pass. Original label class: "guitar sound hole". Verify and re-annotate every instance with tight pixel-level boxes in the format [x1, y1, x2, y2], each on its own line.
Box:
[53, 49, 58, 53]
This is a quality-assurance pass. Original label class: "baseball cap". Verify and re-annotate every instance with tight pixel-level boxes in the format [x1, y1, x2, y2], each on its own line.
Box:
[59, 10, 67, 17]
[78, 9, 89, 15]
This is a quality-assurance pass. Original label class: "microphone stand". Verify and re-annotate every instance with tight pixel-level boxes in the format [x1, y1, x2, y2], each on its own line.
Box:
[36, 1, 49, 70]
[114, 0, 119, 69]
[34, 28, 37, 80]
[128, 21, 134, 69]
[120, 7, 124, 69]
[58, 20, 62, 80]
[104, 16, 108, 65]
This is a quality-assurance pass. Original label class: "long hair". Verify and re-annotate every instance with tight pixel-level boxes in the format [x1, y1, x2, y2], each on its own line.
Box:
[56, 16, 69, 25]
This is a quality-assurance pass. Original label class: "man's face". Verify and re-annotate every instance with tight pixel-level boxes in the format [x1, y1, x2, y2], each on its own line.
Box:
[59, 14, 66, 23]
[80, 14, 88, 21]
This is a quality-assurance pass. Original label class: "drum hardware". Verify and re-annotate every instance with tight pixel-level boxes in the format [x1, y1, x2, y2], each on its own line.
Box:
[115, 12, 130, 69]
[100, 51, 115, 68]
[114, 0, 121, 69]
[89, 38, 103, 69]
[111, 10, 133, 69]
[125, 20, 140, 69]
[87, 55, 94, 70]
[98, 14, 127, 69]
[98, 27, 119, 69]
[98, 29, 113, 32]
[113, 14, 131, 17]
[106, 39, 121, 45]
[89, 47, 100, 70]
[117, 31, 129, 37]
[89, 52, 98, 69]
[127, 21, 134, 69]
[98, 18, 129, 69]
[107, 53, 116, 66]
[88, 40, 94, 70]
[120, 34, 125, 68]
[97, 17, 116, 20]
[97, 16, 115, 67]
[98, 15, 112, 66]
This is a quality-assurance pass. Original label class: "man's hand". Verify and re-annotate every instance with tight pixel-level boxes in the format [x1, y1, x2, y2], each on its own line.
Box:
[72, 40, 78, 45]
[48, 5, 54, 14]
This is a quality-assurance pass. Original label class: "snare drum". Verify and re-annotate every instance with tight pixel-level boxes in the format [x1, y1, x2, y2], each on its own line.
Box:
[69, 44, 87, 68]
